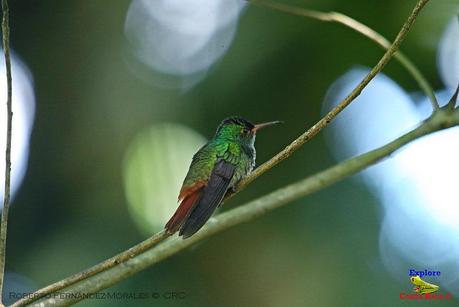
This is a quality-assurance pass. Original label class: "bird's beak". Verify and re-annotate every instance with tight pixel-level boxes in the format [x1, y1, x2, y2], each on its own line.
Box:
[252, 120, 282, 133]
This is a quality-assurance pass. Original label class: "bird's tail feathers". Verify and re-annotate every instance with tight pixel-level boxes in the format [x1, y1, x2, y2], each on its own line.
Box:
[165, 189, 203, 234]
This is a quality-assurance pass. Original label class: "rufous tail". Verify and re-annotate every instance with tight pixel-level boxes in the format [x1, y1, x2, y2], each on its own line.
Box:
[165, 188, 203, 234]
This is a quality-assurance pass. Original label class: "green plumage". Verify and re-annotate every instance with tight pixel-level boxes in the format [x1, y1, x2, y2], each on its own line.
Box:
[182, 122, 256, 191]
[165, 116, 280, 238]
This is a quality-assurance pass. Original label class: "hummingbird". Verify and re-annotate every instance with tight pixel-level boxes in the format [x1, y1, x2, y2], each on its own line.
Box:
[165, 116, 281, 238]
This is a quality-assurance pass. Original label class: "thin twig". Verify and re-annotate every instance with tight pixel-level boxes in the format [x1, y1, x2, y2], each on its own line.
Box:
[11, 0, 431, 305]
[235, 0, 432, 192]
[248, 0, 439, 110]
[29, 108, 459, 307]
[0, 0, 12, 304]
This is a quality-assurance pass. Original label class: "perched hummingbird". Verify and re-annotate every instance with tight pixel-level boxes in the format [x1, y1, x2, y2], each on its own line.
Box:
[165, 116, 281, 238]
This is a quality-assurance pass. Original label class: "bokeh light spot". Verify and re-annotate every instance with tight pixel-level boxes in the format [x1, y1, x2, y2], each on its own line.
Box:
[124, 0, 246, 87]
[323, 67, 459, 295]
[437, 17, 459, 90]
[0, 52, 35, 205]
[123, 123, 206, 234]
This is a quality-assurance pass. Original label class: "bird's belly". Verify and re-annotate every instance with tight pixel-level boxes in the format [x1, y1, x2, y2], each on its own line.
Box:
[230, 157, 255, 188]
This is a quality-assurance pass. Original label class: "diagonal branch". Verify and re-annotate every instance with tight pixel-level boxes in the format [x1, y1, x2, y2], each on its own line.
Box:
[11, 0, 431, 305]
[248, 0, 439, 110]
[9, 230, 169, 307]
[235, 0, 432, 192]
[29, 108, 459, 307]
[0, 0, 12, 304]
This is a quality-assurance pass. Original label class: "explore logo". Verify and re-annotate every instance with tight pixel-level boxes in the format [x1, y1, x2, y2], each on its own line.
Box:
[399, 269, 453, 301]
[410, 276, 439, 294]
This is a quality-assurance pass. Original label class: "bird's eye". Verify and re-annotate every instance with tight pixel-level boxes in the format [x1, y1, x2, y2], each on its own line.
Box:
[242, 128, 250, 134]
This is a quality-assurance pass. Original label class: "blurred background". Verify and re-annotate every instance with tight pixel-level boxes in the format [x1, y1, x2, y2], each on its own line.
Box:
[1, 0, 459, 306]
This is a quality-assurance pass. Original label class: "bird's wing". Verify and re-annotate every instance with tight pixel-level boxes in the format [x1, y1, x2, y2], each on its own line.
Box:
[179, 159, 235, 238]
[165, 144, 213, 234]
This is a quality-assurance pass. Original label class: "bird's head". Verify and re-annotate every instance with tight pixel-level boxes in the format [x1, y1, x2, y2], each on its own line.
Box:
[215, 116, 281, 145]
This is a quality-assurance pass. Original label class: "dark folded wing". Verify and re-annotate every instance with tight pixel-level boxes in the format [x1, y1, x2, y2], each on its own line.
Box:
[179, 159, 235, 238]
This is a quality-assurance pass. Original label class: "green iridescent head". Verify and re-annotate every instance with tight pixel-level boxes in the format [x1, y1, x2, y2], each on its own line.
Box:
[215, 116, 281, 145]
